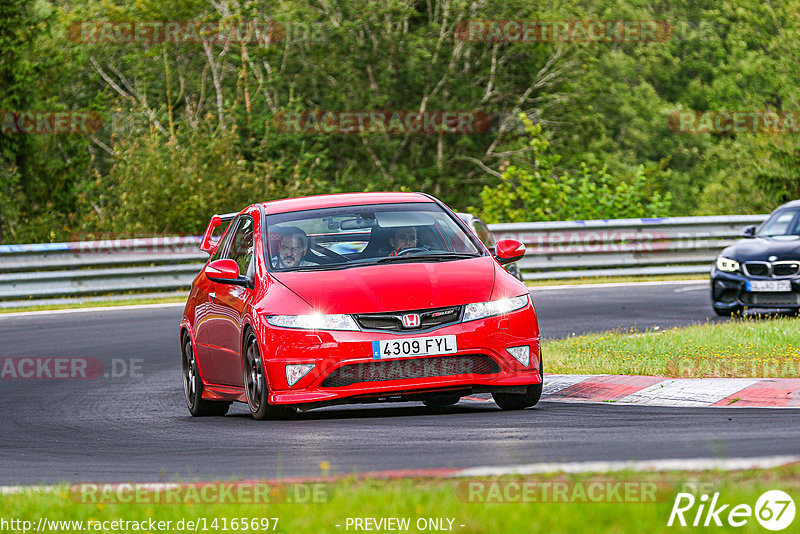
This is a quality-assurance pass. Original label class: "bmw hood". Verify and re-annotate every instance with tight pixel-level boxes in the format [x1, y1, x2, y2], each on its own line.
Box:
[721, 236, 800, 262]
[271, 256, 496, 314]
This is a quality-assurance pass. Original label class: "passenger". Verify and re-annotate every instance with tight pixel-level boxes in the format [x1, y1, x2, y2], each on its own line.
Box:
[271, 227, 316, 268]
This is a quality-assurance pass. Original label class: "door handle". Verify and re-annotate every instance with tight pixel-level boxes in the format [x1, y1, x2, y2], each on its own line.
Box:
[209, 292, 216, 301]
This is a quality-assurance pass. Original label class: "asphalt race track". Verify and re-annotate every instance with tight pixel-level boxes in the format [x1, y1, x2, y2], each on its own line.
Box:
[2, 281, 799, 485]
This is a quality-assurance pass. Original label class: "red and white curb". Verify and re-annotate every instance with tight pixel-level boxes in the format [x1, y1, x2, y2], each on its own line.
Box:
[463, 374, 800, 407]
[541, 374, 800, 408]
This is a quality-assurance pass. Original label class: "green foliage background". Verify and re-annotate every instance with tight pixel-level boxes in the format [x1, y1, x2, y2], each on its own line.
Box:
[1, 0, 799, 243]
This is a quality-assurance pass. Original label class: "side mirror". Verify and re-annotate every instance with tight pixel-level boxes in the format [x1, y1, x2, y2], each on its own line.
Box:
[741, 225, 756, 238]
[204, 259, 252, 288]
[200, 215, 222, 254]
[494, 239, 525, 265]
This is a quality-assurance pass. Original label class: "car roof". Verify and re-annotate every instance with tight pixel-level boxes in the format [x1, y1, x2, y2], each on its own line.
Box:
[776, 199, 800, 210]
[260, 192, 434, 215]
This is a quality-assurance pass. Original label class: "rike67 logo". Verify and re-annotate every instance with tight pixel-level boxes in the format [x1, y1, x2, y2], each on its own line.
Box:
[668, 490, 795, 530]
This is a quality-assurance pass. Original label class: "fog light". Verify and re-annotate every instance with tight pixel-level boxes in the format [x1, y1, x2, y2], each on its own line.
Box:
[286, 364, 315, 387]
[506, 345, 530, 367]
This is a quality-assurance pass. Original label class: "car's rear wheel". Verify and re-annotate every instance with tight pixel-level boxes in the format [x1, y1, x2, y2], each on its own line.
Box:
[243, 334, 296, 420]
[493, 360, 544, 411]
[182, 334, 230, 417]
[422, 395, 461, 407]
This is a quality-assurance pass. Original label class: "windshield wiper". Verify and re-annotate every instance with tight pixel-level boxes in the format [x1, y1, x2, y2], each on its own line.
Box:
[276, 263, 351, 272]
[376, 253, 481, 264]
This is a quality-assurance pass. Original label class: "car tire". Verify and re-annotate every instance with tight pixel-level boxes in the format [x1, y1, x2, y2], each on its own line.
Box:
[713, 305, 743, 317]
[182, 334, 231, 417]
[243, 334, 296, 421]
[422, 395, 461, 407]
[492, 360, 543, 411]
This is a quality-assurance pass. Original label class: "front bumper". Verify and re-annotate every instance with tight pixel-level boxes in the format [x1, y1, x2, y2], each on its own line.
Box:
[710, 268, 800, 309]
[256, 305, 541, 406]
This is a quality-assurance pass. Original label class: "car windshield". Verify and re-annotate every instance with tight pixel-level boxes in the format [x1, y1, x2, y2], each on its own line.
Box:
[265, 202, 483, 272]
[758, 208, 800, 237]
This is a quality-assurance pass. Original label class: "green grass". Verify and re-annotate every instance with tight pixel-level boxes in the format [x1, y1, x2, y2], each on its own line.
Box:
[543, 315, 800, 378]
[2, 467, 799, 533]
[0, 295, 186, 314]
[525, 274, 705, 287]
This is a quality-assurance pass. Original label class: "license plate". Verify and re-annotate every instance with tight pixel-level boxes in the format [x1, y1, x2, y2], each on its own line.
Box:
[372, 335, 457, 359]
[748, 280, 792, 292]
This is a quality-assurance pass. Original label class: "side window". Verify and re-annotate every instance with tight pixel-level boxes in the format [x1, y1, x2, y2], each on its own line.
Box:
[225, 216, 255, 278]
[474, 220, 495, 248]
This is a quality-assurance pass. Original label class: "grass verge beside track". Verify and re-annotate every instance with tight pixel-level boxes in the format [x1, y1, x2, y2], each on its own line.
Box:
[543, 315, 800, 378]
[2, 466, 798, 533]
[0, 296, 186, 314]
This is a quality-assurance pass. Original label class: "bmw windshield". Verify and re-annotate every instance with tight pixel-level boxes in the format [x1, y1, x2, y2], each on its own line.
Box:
[265, 202, 484, 272]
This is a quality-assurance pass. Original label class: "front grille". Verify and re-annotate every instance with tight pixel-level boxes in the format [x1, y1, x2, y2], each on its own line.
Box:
[774, 262, 800, 277]
[742, 261, 800, 278]
[743, 262, 770, 277]
[354, 305, 462, 332]
[320, 355, 500, 388]
[741, 292, 800, 307]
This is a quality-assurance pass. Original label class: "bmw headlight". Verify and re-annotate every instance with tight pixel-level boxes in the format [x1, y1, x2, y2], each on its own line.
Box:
[265, 313, 360, 331]
[716, 256, 741, 273]
[463, 294, 530, 322]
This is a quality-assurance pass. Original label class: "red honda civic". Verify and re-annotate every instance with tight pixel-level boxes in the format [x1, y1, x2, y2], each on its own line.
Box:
[180, 192, 542, 419]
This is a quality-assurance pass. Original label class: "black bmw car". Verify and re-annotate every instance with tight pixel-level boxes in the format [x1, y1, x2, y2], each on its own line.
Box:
[711, 200, 800, 316]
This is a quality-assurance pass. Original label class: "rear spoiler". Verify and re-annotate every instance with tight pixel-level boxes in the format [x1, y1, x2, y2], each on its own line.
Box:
[199, 212, 239, 254]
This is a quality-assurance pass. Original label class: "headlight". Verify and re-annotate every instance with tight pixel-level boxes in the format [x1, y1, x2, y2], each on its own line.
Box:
[716, 256, 741, 273]
[265, 313, 360, 331]
[463, 294, 530, 322]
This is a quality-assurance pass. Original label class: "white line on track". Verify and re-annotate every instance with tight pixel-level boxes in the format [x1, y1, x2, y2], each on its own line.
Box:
[0, 302, 185, 319]
[530, 280, 707, 291]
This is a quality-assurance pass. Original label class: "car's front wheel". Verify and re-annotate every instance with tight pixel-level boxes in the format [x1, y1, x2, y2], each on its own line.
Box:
[422, 394, 461, 407]
[182, 334, 230, 417]
[243, 334, 296, 420]
[493, 361, 543, 411]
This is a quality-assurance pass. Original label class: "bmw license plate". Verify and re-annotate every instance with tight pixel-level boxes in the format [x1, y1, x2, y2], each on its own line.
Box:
[748, 280, 792, 292]
[372, 335, 457, 359]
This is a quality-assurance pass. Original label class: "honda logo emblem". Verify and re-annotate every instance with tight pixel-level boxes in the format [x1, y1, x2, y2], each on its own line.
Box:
[401, 313, 421, 328]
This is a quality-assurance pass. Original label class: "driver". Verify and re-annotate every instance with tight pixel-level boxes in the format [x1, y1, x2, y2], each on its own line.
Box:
[387, 226, 418, 256]
[271, 227, 317, 268]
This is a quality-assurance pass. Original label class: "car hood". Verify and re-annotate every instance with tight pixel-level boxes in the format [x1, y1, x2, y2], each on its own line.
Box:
[721, 236, 800, 261]
[271, 256, 495, 313]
